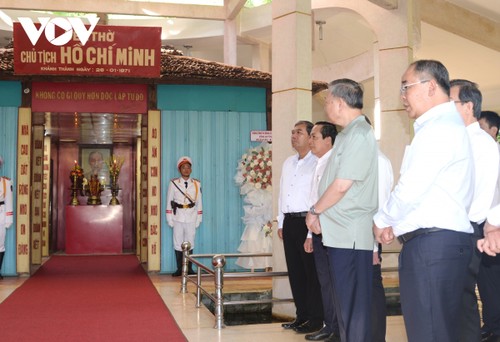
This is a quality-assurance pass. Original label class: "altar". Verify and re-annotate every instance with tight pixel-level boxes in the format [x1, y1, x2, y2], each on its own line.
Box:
[65, 205, 123, 254]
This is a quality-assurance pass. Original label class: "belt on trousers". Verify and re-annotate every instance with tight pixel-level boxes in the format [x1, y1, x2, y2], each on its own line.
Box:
[284, 211, 308, 218]
[0, 201, 4, 205]
[397, 227, 445, 244]
[172, 202, 195, 209]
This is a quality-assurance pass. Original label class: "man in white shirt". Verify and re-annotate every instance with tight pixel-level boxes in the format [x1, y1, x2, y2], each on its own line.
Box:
[450, 79, 500, 342]
[477, 110, 500, 342]
[373, 60, 474, 342]
[479, 110, 500, 206]
[278, 121, 324, 334]
[478, 205, 500, 342]
[303, 121, 339, 341]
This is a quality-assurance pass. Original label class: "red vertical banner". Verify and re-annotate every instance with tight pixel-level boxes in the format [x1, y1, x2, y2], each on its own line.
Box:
[31, 126, 44, 265]
[42, 136, 51, 257]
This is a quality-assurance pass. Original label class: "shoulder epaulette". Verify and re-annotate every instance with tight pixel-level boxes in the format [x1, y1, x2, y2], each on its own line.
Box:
[1, 176, 11, 180]
[192, 178, 200, 183]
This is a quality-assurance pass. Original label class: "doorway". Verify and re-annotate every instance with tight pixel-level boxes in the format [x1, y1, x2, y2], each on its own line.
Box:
[32, 111, 144, 256]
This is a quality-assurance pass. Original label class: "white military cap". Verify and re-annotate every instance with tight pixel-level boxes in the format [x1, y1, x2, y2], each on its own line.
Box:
[177, 156, 192, 169]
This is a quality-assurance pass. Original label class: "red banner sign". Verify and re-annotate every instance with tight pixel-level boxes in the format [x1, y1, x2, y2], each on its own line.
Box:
[31, 82, 148, 113]
[14, 22, 161, 78]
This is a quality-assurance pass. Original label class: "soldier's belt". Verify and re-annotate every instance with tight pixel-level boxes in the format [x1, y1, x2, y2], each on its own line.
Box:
[0, 201, 4, 205]
[172, 202, 195, 209]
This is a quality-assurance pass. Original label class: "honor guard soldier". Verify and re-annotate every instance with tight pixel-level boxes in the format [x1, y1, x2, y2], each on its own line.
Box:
[166, 156, 202, 276]
[0, 156, 13, 280]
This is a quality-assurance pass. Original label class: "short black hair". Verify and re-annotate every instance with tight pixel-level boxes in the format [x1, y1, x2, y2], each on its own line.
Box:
[450, 79, 482, 119]
[295, 120, 314, 135]
[480, 110, 500, 132]
[314, 121, 338, 145]
[410, 60, 450, 96]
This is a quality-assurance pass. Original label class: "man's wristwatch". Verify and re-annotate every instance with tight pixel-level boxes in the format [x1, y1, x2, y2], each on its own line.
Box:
[309, 205, 320, 215]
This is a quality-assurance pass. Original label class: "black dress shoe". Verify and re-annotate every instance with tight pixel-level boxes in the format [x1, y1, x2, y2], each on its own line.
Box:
[294, 321, 324, 334]
[483, 331, 494, 342]
[172, 269, 182, 277]
[483, 334, 500, 342]
[282, 319, 307, 330]
[324, 333, 340, 342]
[305, 327, 332, 341]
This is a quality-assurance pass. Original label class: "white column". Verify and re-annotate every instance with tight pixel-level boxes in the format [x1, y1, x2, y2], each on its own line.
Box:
[271, 0, 312, 318]
[252, 43, 270, 72]
[224, 18, 238, 66]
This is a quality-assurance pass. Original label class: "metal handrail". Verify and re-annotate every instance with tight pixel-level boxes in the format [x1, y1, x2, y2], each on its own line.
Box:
[179, 242, 292, 329]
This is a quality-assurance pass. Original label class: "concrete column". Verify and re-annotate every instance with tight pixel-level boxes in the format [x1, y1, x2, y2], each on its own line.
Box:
[271, 0, 312, 318]
[252, 43, 270, 72]
[224, 18, 238, 66]
[376, 1, 417, 254]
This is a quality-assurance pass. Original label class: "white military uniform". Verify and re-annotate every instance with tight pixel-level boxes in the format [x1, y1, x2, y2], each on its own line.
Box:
[166, 177, 202, 251]
[0, 176, 13, 253]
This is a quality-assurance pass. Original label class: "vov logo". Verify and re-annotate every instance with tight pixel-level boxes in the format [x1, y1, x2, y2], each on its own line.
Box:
[18, 17, 100, 46]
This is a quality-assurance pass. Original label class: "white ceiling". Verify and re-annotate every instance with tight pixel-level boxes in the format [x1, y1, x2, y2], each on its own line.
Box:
[448, 0, 500, 22]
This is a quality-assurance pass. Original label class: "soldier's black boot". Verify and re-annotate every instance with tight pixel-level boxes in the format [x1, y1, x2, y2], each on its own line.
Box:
[188, 249, 195, 275]
[0, 251, 4, 280]
[172, 250, 182, 277]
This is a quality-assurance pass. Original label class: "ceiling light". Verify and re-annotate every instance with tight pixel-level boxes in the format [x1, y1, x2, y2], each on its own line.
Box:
[315, 20, 326, 41]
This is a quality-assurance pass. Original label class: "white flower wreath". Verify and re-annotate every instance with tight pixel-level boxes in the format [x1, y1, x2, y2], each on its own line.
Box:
[234, 142, 273, 269]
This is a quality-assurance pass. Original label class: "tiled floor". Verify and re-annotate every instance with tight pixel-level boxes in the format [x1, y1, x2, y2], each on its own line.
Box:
[151, 273, 408, 342]
[0, 265, 408, 342]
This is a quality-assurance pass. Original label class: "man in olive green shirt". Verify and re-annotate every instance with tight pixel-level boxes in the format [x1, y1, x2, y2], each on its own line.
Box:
[306, 78, 378, 342]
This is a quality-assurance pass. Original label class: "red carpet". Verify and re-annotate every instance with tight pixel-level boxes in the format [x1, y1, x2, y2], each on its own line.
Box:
[0, 255, 187, 342]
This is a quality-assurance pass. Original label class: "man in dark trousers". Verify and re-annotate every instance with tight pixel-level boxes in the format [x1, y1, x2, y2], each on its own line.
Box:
[303, 121, 339, 341]
[307, 79, 378, 342]
[278, 120, 323, 334]
[374, 60, 474, 342]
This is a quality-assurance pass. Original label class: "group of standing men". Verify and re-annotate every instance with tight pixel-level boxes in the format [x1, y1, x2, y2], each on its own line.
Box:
[278, 59, 500, 342]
